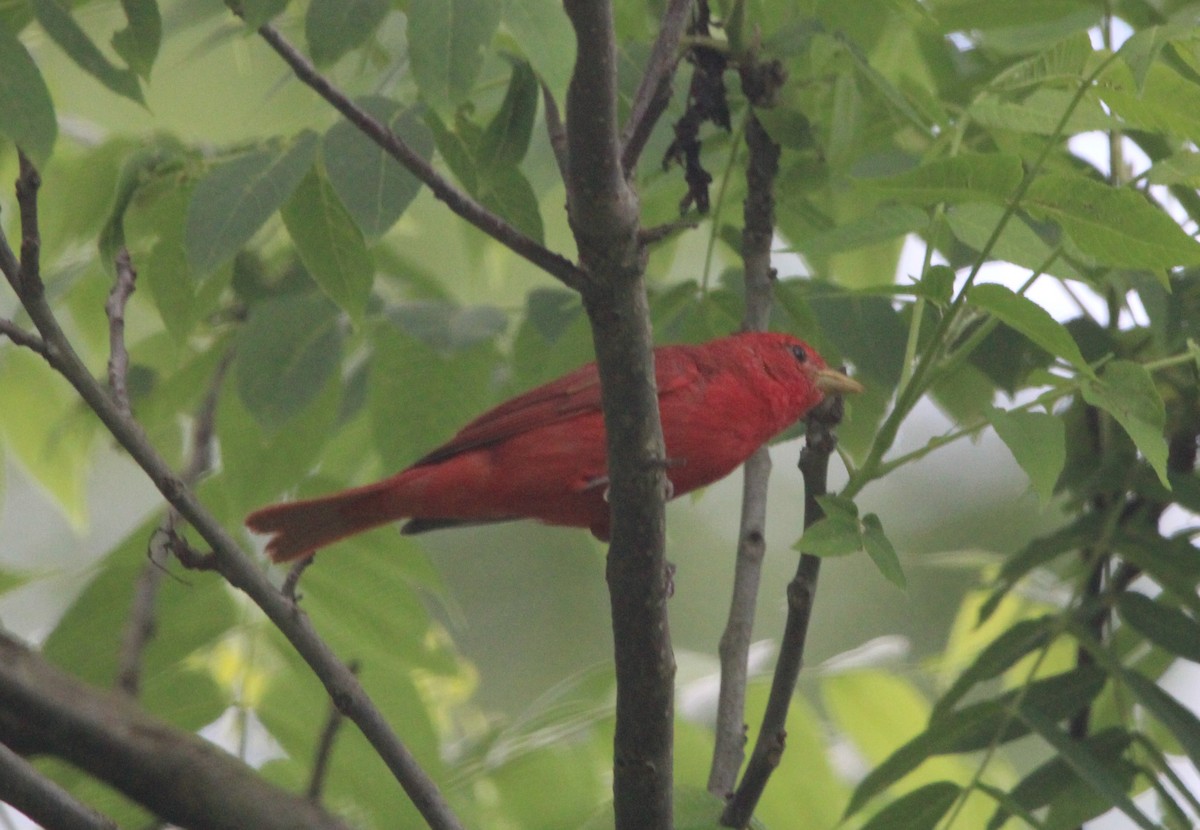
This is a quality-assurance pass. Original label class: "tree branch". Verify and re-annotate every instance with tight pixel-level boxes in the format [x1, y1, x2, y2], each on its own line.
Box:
[563, 2, 674, 828]
[0, 318, 47, 355]
[620, 0, 694, 175]
[708, 110, 782, 797]
[116, 349, 231, 697]
[3, 156, 464, 830]
[722, 394, 844, 827]
[105, 248, 137, 419]
[0, 632, 351, 830]
[0, 740, 117, 830]
[308, 660, 360, 802]
[242, 13, 585, 291]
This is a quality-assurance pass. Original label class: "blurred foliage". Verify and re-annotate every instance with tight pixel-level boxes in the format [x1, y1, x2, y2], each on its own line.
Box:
[3, 0, 1200, 828]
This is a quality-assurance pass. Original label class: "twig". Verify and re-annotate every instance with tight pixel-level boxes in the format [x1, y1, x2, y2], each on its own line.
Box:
[105, 248, 137, 418]
[308, 660, 360, 802]
[708, 109, 781, 797]
[243, 14, 585, 291]
[0, 318, 47, 355]
[116, 350, 231, 697]
[638, 218, 699, 246]
[722, 393, 844, 827]
[541, 81, 569, 182]
[6, 158, 465, 830]
[0, 740, 117, 830]
[283, 555, 316, 602]
[620, 0, 694, 174]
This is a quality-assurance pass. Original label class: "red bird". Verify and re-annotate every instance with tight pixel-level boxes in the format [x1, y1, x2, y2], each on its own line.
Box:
[246, 332, 862, 562]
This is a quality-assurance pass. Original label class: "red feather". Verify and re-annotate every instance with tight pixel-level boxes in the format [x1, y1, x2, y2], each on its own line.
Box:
[245, 331, 859, 561]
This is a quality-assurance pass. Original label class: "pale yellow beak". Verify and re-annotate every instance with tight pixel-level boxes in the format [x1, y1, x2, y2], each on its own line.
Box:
[814, 367, 864, 396]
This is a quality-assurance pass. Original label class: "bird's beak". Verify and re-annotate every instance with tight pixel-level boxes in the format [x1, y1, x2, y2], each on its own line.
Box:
[814, 367, 864, 396]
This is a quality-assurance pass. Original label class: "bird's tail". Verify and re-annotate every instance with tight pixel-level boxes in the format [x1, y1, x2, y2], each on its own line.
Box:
[245, 479, 404, 563]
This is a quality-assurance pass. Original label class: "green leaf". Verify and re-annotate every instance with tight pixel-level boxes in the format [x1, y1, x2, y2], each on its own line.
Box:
[860, 781, 960, 830]
[946, 203, 1083, 282]
[0, 349, 96, 527]
[480, 163, 545, 244]
[235, 294, 343, 430]
[407, 0, 501, 110]
[988, 408, 1066, 506]
[862, 514, 906, 589]
[240, 0, 289, 28]
[967, 284, 1090, 373]
[42, 519, 235, 731]
[1016, 702, 1157, 830]
[1121, 670, 1200, 772]
[1117, 592, 1200, 663]
[111, 0, 161, 79]
[31, 0, 144, 103]
[915, 265, 955, 306]
[934, 616, 1056, 718]
[502, 0, 575, 103]
[1024, 174, 1200, 273]
[323, 99, 433, 238]
[1119, 22, 1196, 91]
[806, 284, 907, 387]
[934, 0, 1096, 33]
[989, 32, 1093, 91]
[969, 88, 1115, 135]
[305, 0, 389, 66]
[184, 132, 319, 275]
[1081, 360, 1170, 487]
[389, 301, 508, 351]
[0, 25, 56, 166]
[846, 666, 1106, 817]
[281, 166, 373, 321]
[797, 498, 905, 587]
[216, 370, 341, 511]
[797, 496, 862, 557]
[478, 60, 538, 172]
[368, 326, 500, 470]
[1146, 152, 1200, 187]
[795, 205, 929, 259]
[855, 154, 1022, 206]
[986, 728, 1134, 830]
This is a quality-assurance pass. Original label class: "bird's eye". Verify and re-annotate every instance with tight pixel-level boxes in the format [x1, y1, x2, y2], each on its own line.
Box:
[790, 345, 808, 363]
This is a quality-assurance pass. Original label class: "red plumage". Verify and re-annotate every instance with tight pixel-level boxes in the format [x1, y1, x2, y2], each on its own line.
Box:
[245, 331, 861, 561]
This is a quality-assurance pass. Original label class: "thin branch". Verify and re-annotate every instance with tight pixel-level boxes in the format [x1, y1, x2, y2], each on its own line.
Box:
[283, 554, 316, 602]
[106, 248, 137, 419]
[243, 14, 585, 291]
[308, 660, 360, 802]
[0, 740, 117, 830]
[722, 393, 845, 827]
[116, 350, 231, 697]
[0, 632, 351, 830]
[621, 0, 694, 174]
[541, 81, 569, 182]
[0, 318, 47, 355]
[638, 218, 699, 246]
[709, 109, 781, 797]
[15, 154, 41, 294]
[7, 159, 464, 830]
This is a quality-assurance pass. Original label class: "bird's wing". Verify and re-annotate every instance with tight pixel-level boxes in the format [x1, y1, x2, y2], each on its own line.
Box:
[411, 348, 700, 467]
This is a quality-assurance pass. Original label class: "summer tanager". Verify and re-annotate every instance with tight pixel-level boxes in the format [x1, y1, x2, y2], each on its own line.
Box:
[246, 331, 862, 562]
